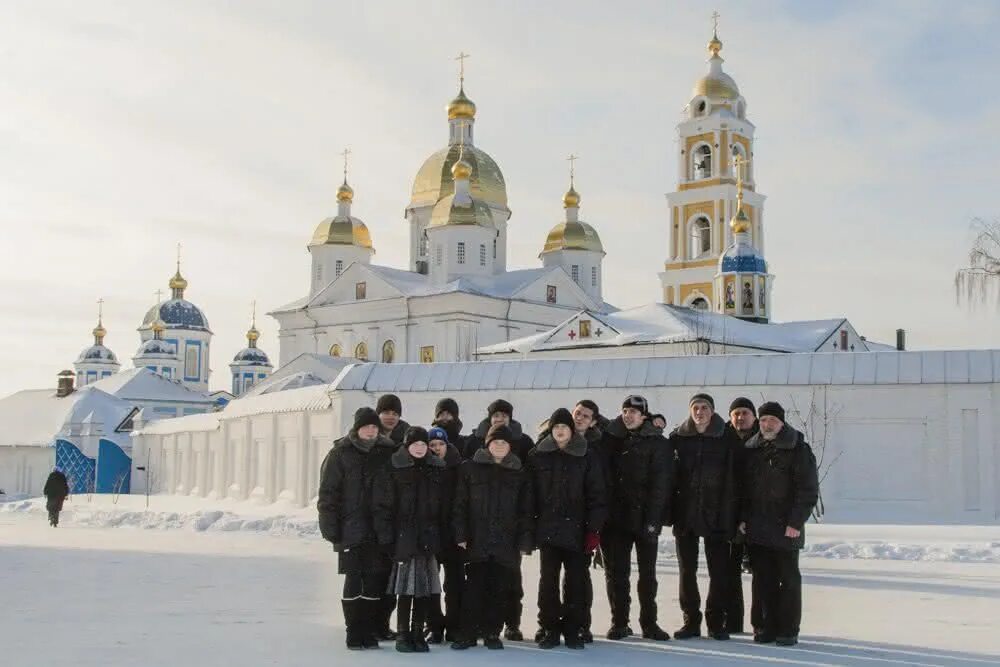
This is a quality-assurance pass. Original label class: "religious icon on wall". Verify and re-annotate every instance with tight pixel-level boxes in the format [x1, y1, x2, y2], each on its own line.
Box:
[742, 281, 754, 310]
[420, 346, 435, 363]
[579, 319, 591, 338]
[329, 343, 342, 357]
[725, 281, 735, 310]
[355, 281, 367, 300]
[546, 285, 557, 303]
[758, 276, 766, 310]
[381, 340, 395, 363]
[354, 342, 368, 361]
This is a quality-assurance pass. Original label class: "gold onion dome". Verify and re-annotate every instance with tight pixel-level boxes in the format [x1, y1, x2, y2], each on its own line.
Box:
[730, 206, 751, 234]
[151, 318, 166, 334]
[428, 195, 494, 228]
[542, 221, 604, 254]
[169, 270, 188, 291]
[247, 325, 260, 343]
[451, 156, 473, 180]
[410, 144, 508, 209]
[336, 181, 354, 203]
[447, 86, 476, 120]
[708, 33, 723, 56]
[310, 216, 374, 249]
[92, 323, 107, 340]
[562, 185, 581, 209]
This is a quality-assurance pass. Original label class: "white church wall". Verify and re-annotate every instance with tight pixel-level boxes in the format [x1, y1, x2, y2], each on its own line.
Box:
[0, 445, 54, 498]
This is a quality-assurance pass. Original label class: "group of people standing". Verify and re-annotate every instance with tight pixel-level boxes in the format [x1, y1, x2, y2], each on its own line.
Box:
[317, 391, 819, 653]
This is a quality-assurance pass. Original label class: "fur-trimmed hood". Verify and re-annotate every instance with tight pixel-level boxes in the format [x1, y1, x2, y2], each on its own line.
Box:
[471, 447, 522, 470]
[745, 424, 800, 450]
[673, 413, 728, 438]
[604, 415, 664, 440]
[535, 432, 588, 457]
[391, 445, 446, 469]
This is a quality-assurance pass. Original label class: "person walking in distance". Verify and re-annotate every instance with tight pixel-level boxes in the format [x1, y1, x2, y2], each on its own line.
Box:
[43, 466, 70, 527]
[740, 402, 818, 647]
[669, 393, 742, 640]
[529, 408, 607, 650]
[317, 407, 398, 650]
[596, 395, 673, 642]
[725, 397, 759, 635]
[450, 424, 534, 651]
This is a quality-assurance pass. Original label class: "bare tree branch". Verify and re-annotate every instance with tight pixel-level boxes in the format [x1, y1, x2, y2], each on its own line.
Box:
[955, 217, 1000, 309]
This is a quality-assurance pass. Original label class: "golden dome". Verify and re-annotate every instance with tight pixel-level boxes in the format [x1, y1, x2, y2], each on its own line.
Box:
[410, 144, 508, 210]
[247, 325, 260, 343]
[708, 35, 723, 56]
[92, 323, 107, 340]
[151, 318, 166, 335]
[169, 270, 188, 291]
[451, 157, 473, 180]
[542, 220, 604, 254]
[309, 216, 374, 249]
[447, 86, 476, 120]
[562, 185, 581, 209]
[336, 181, 354, 203]
[428, 194, 494, 228]
[730, 206, 751, 234]
[692, 72, 740, 100]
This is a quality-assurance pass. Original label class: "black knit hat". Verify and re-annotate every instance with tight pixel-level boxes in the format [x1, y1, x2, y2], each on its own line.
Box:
[548, 407, 574, 431]
[757, 401, 786, 423]
[404, 426, 429, 446]
[487, 399, 514, 418]
[435, 397, 459, 420]
[486, 424, 515, 446]
[353, 407, 381, 432]
[689, 393, 715, 409]
[376, 393, 402, 415]
[621, 394, 649, 415]
[729, 397, 756, 415]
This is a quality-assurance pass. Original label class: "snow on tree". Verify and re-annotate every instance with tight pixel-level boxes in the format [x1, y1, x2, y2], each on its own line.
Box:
[955, 218, 1000, 308]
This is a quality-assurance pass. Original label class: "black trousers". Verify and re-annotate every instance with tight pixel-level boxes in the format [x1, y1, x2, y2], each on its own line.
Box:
[428, 556, 465, 635]
[727, 542, 746, 632]
[749, 545, 802, 638]
[47, 509, 60, 526]
[461, 560, 516, 640]
[675, 533, 730, 631]
[397, 595, 430, 636]
[602, 528, 660, 629]
[505, 556, 523, 629]
[551, 554, 594, 632]
[537, 546, 589, 636]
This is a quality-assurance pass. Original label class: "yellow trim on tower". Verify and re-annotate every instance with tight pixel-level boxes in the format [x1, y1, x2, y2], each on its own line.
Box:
[665, 258, 717, 270]
[680, 282, 713, 304]
[665, 285, 675, 304]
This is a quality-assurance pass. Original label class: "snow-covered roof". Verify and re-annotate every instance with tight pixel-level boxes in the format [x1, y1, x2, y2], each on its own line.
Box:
[136, 410, 222, 435]
[330, 349, 1000, 392]
[477, 303, 858, 355]
[0, 387, 136, 448]
[242, 353, 356, 397]
[89, 368, 215, 405]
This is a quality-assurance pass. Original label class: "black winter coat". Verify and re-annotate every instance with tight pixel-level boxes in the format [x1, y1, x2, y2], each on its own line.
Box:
[669, 414, 742, 540]
[741, 425, 819, 551]
[596, 418, 673, 539]
[383, 419, 412, 445]
[373, 447, 449, 561]
[468, 418, 535, 462]
[453, 449, 534, 567]
[44, 471, 70, 511]
[527, 433, 607, 553]
[316, 431, 397, 550]
[436, 443, 464, 560]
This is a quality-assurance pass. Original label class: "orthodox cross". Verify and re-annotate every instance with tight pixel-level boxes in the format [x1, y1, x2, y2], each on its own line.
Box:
[712, 10, 720, 36]
[340, 147, 351, 183]
[154, 289, 163, 304]
[455, 51, 470, 86]
[567, 153, 579, 186]
[176, 242, 182, 271]
[250, 299, 257, 327]
[595, 328, 603, 338]
[733, 154, 752, 204]
[567, 329, 577, 340]
[96, 297, 104, 324]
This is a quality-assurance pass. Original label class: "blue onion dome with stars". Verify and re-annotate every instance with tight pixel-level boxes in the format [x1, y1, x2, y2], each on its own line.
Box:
[76, 318, 119, 364]
[140, 268, 211, 333]
[232, 323, 270, 366]
[136, 318, 176, 357]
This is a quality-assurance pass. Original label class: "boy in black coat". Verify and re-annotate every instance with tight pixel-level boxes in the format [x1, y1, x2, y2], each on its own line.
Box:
[424, 426, 465, 643]
[430, 397, 471, 459]
[373, 426, 450, 653]
[317, 407, 398, 650]
[726, 396, 759, 635]
[450, 424, 534, 651]
[43, 467, 70, 527]
[740, 402, 818, 647]
[528, 408, 607, 650]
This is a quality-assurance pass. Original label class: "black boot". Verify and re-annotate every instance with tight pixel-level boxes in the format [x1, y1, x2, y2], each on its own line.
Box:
[360, 598, 380, 649]
[537, 629, 560, 649]
[395, 595, 415, 652]
[411, 598, 430, 652]
[425, 593, 444, 643]
[376, 595, 397, 640]
[674, 619, 701, 639]
[342, 600, 364, 650]
[606, 625, 633, 640]
[642, 624, 671, 641]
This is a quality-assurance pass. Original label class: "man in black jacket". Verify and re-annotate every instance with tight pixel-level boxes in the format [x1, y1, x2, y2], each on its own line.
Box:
[43, 467, 70, 527]
[726, 397, 759, 635]
[529, 408, 607, 650]
[468, 398, 535, 639]
[597, 395, 673, 642]
[740, 402, 818, 647]
[451, 424, 535, 650]
[317, 407, 398, 650]
[669, 393, 742, 641]
[425, 426, 465, 643]
[377, 394, 410, 445]
[431, 397, 470, 459]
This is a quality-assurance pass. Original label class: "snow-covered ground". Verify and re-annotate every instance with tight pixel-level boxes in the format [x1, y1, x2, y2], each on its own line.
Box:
[3, 496, 1000, 666]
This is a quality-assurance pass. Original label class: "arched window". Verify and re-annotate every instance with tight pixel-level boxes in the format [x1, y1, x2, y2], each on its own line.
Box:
[381, 340, 395, 363]
[329, 343, 342, 357]
[690, 217, 712, 258]
[690, 297, 709, 311]
[354, 342, 368, 361]
[692, 145, 712, 180]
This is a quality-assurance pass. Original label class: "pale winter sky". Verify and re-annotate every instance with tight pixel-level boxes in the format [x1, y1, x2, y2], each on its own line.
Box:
[2, 0, 998, 397]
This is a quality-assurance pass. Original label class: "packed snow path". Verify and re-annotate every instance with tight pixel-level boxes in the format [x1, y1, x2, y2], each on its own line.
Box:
[2, 513, 998, 666]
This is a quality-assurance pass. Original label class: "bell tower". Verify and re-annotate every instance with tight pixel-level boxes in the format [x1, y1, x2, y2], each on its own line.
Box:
[659, 14, 766, 311]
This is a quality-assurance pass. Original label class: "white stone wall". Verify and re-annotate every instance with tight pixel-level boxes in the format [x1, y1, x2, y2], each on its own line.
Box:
[0, 445, 54, 497]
